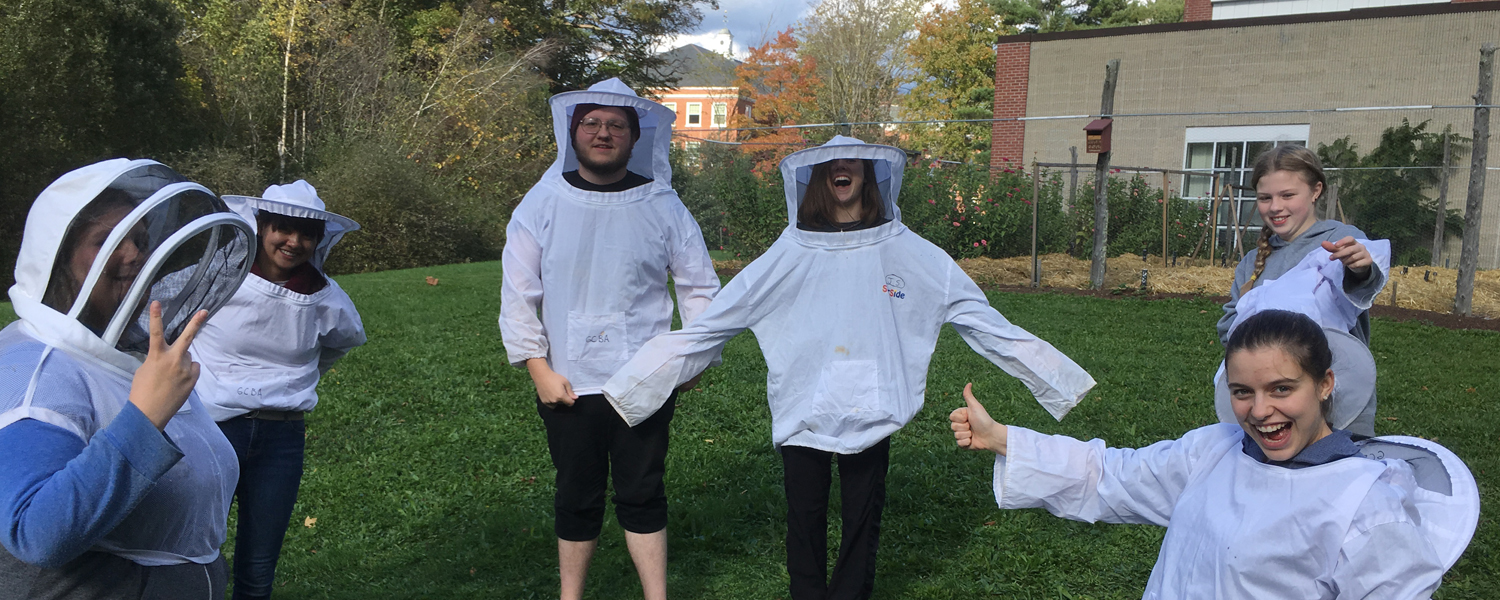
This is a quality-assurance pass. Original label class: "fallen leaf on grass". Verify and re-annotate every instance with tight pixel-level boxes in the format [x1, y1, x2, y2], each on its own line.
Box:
[1198, 310, 1207, 314]
[469, 568, 476, 576]
[704, 439, 714, 443]
[1384, 417, 1398, 422]
[1467, 387, 1477, 393]
[984, 521, 996, 526]
[425, 276, 440, 286]
[1421, 386, 1429, 391]
[304, 517, 317, 528]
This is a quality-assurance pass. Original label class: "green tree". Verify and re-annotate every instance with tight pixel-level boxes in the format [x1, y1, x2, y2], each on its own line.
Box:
[1316, 119, 1467, 266]
[0, 0, 202, 288]
[904, 0, 1009, 162]
[800, 0, 922, 139]
[991, 0, 1182, 32]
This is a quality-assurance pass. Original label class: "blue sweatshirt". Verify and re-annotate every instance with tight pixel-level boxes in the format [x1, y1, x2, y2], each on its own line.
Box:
[0, 401, 182, 568]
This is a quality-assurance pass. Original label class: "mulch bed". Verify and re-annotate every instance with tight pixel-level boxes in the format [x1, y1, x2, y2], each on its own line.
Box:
[980, 284, 1500, 333]
[712, 269, 1500, 333]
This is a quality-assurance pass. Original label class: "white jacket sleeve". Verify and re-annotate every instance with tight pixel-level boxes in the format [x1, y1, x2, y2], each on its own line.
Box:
[500, 215, 548, 367]
[994, 425, 1230, 527]
[943, 263, 1095, 420]
[602, 253, 782, 426]
[668, 208, 721, 327]
[316, 282, 367, 375]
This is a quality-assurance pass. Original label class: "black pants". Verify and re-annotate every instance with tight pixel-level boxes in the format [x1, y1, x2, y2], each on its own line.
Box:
[781, 438, 890, 600]
[537, 393, 676, 541]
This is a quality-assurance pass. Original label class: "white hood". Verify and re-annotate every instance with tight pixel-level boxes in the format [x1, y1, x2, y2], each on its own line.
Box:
[779, 135, 906, 230]
[544, 77, 676, 192]
[221, 179, 360, 271]
[8, 159, 255, 373]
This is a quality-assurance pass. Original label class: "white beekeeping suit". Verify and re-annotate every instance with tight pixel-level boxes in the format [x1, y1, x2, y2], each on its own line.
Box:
[992, 422, 1477, 599]
[1213, 240, 1392, 435]
[603, 136, 1096, 454]
[1, 159, 253, 584]
[193, 181, 367, 421]
[500, 78, 720, 394]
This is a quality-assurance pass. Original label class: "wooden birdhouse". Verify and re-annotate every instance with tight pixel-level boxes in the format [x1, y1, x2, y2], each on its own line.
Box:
[1084, 119, 1113, 154]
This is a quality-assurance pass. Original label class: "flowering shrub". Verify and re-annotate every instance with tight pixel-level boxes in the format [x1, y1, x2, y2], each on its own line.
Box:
[674, 146, 1205, 262]
[1068, 174, 1209, 259]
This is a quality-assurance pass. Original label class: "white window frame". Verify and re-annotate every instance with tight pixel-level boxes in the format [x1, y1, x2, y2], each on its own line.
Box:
[712, 102, 728, 128]
[687, 102, 702, 127]
[1182, 124, 1311, 255]
[663, 102, 677, 118]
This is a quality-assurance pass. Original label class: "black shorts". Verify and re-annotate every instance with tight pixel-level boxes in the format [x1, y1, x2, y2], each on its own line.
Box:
[536, 393, 676, 541]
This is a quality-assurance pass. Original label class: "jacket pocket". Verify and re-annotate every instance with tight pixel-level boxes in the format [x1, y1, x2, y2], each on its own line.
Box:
[811, 360, 881, 415]
[566, 311, 631, 362]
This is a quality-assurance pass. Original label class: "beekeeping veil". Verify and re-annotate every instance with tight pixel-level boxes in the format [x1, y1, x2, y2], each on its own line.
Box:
[780, 135, 905, 230]
[222, 179, 360, 272]
[8, 159, 254, 373]
[1213, 240, 1393, 435]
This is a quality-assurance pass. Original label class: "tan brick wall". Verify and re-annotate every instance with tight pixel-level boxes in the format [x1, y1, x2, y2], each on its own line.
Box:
[1015, 12, 1500, 268]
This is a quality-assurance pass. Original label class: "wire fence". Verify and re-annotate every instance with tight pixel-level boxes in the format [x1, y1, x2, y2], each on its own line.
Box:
[673, 100, 1500, 315]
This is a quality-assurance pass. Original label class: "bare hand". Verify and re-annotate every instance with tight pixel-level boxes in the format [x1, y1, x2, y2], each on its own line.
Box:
[128, 303, 208, 430]
[527, 358, 578, 407]
[676, 372, 704, 394]
[1322, 236, 1373, 275]
[949, 383, 1008, 455]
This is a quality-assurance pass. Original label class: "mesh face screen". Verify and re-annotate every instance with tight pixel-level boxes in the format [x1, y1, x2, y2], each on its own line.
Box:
[116, 222, 253, 353]
[44, 181, 251, 351]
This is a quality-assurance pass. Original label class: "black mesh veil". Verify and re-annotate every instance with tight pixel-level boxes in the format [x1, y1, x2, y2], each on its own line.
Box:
[46, 180, 253, 355]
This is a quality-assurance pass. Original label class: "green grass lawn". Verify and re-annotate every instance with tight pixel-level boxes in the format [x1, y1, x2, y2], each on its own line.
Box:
[1, 262, 1496, 599]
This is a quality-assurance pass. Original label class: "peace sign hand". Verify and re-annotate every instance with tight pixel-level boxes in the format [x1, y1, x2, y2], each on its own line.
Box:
[127, 302, 210, 430]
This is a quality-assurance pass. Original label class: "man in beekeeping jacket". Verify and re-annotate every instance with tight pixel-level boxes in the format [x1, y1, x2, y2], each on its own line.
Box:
[192, 180, 365, 600]
[499, 78, 720, 600]
[0, 159, 255, 598]
[602, 136, 1095, 600]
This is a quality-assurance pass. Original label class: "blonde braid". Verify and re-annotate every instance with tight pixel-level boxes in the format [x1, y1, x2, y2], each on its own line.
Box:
[1239, 226, 1275, 298]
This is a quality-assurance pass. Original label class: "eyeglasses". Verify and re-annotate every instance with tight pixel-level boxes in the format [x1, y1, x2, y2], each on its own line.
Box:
[578, 118, 630, 136]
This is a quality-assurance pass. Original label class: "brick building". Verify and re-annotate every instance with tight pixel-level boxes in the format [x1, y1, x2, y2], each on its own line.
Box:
[653, 42, 754, 149]
[991, 0, 1500, 268]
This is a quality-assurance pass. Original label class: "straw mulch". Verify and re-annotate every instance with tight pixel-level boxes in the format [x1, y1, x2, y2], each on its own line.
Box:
[714, 253, 1500, 319]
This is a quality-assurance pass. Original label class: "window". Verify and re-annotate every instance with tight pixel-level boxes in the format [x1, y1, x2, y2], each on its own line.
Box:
[712, 102, 728, 128]
[663, 102, 677, 120]
[745, 105, 752, 121]
[687, 102, 702, 126]
[1182, 125, 1310, 234]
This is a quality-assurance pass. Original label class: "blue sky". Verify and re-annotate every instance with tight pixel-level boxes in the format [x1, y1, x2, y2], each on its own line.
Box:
[670, 0, 814, 58]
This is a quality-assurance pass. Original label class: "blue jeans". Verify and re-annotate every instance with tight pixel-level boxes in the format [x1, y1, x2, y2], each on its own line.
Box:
[217, 417, 305, 600]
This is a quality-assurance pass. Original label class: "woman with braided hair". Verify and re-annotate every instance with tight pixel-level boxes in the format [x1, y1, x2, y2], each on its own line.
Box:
[1213, 144, 1391, 435]
[1216, 145, 1387, 346]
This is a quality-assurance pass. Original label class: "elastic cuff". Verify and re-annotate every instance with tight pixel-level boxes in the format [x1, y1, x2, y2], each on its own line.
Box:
[98, 403, 184, 481]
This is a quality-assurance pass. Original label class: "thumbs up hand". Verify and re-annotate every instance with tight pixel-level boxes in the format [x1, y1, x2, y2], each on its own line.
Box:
[949, 383, 1009, 456]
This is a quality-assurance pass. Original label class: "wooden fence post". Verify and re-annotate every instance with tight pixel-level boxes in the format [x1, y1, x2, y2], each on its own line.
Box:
[1432, 132, 1451, 266]
[1456, 43, 1495, 316]
[1161, 171, 1170, 266]
[1089, 59, 1121, 290]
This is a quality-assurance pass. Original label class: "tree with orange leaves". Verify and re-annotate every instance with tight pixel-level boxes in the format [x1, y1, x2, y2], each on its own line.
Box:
[733, 28, 822, 175]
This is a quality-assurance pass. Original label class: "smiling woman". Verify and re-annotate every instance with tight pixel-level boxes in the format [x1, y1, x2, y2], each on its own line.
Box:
[1225, 310, 1336, 462]
[950, 309, 1478, 599]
